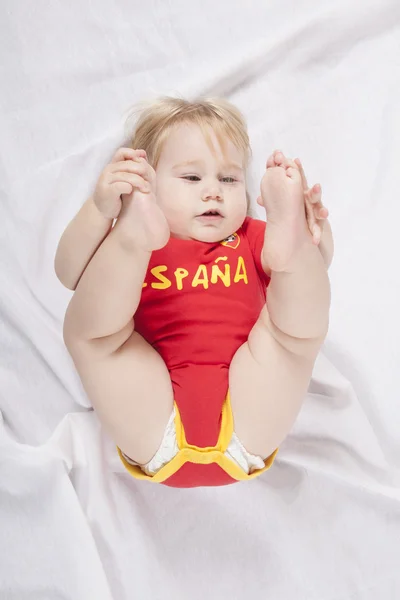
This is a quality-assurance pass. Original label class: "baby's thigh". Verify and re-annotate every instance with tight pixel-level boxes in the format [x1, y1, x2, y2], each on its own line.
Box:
[65, 325, 174, 465]
[228, 308, 319, 459]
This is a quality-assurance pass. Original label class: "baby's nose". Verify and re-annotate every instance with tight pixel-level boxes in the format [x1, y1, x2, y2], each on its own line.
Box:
[202, 186, 222, 201]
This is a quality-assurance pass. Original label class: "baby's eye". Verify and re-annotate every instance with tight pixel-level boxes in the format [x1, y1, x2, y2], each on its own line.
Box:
[182, 175, 201, 182]
[181, 175, 237, 183]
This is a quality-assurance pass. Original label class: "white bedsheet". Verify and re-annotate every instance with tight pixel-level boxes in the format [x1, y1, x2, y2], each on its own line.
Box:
[1, 0, 400, 598]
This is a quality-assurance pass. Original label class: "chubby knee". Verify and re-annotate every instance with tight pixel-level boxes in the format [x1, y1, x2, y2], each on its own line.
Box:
[63, 314, 135, 359]
[259, 306, 327, 360]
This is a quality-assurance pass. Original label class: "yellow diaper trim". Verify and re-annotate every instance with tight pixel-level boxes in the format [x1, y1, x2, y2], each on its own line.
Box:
[117, 390, 278, 484]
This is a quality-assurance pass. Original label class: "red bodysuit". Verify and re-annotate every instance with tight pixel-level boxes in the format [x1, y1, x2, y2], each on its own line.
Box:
[118, 217, 278, 487]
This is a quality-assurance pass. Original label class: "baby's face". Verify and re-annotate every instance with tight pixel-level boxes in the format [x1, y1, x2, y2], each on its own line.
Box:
[155, 123, 248, 242]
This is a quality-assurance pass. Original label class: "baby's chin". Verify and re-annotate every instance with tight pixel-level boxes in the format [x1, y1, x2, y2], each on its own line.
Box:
[170, 230, 226, 243]
[169, 218, 239, 243]
[189, 220, 235, 243]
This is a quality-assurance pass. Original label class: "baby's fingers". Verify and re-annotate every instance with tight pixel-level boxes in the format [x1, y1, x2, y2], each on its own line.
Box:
[305, 196, 321, 245]
[307, 185, 329, 220]
[110, 159, 148, 177]
[294, 158, 308, 190]
[113, 181, 133, 196]
[111, 147, 146, 164]
[110, 172, 150, 193]
[111, 159, 156, 187]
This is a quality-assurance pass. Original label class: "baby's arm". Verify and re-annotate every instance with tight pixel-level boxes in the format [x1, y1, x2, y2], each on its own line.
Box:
[54, 196, 113, 290]
[54, 147, 149, 290]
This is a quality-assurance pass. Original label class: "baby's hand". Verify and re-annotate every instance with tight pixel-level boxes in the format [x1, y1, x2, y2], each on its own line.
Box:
[294, 158, 329, 246]
[93, 147, 155, 219]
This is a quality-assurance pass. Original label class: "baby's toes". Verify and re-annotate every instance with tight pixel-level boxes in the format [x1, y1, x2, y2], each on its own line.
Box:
[286, 166, 302, 182]
[276, 153, 301, 175]
[273, 150, 287, 167]
[285, 158, 299, 170]
[266, 154, 276, 168]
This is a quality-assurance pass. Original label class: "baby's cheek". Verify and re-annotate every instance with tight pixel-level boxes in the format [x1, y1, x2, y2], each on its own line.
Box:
[162, 197, 187, 222]
[155, 180, 174, 206]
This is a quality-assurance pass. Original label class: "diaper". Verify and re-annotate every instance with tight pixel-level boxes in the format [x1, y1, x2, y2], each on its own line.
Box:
[118, 391, 278, 486]
[121, 403, 267, 476]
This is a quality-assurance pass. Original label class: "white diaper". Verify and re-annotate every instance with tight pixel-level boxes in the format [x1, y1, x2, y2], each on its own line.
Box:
[121, 405, 266, 476]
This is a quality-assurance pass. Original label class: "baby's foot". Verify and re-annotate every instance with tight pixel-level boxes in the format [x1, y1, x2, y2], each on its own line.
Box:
[260, 150, 310, 272]
[118, 188, 170, 252]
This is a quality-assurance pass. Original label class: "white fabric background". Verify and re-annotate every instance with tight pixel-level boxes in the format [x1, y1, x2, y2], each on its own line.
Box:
[1, 0, 400, 598]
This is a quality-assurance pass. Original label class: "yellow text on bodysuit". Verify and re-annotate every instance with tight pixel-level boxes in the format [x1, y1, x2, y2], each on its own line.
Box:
[142, 256, 248, 290]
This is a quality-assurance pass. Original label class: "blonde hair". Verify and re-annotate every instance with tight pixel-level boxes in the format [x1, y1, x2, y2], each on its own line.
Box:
[125, 96, 253, 215]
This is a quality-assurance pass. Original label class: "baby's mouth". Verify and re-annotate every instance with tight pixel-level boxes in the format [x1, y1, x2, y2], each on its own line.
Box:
[197, 209, 224, 217]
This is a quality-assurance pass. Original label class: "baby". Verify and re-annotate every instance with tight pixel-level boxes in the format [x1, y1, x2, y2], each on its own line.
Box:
[55, 97, 333, 488]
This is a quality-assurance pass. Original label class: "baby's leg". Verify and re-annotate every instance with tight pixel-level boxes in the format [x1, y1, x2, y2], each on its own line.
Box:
[63, 189, 174, 465]
[229, 157, 331, 459]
